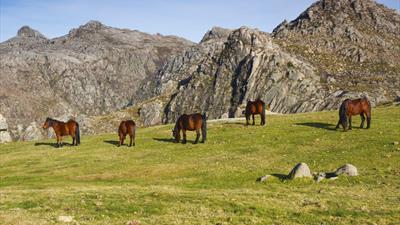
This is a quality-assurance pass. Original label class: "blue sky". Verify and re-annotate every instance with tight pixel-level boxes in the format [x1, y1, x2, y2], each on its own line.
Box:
[1, 0, 399, 43]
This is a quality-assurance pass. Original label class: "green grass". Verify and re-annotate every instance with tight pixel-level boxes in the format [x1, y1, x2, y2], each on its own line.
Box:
[1, 106, 399, 224]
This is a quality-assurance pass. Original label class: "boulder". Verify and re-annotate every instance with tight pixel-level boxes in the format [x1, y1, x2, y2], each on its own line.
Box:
[288, 162, 312, 179]
[334, 164, 358, 176]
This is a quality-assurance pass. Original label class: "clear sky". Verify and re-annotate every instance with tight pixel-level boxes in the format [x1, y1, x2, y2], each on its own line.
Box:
[1, 0, 399, 43]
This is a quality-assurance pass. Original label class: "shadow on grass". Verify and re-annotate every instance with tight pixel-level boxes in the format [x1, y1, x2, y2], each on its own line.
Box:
[153, 138, 203, 145]
[104, 140, 120, 146]
[271, 173, 289, 180]
[153, 138, 176, 143]
[295, 122, 337, 131]
[34, 142, 73, 148]
[222, 122, 246, 126]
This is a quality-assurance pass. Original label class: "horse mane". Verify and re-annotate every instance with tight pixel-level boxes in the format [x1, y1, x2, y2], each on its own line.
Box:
[47, 117, 63, 123]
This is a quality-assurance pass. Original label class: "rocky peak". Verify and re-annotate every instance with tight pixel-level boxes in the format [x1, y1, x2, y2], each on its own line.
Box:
[227, 26, 271, 49]
[67, 20, 106, 39]
[17, 26, 47, 39]
[273, 0, 399, 37]
[79, 20, 105, 31]
[200, 27, 232, 43]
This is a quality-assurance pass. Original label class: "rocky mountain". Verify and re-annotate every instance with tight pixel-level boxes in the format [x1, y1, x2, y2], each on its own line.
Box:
[0, 21, 193, 141]
[140, 0, 399, 124]
[1, 0, 399, 142]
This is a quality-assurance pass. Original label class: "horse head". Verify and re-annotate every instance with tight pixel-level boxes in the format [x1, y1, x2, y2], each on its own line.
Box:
[42, 117, 52, 129]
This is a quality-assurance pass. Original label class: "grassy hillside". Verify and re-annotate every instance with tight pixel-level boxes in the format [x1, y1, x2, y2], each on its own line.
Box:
[1, 106, 399, 224]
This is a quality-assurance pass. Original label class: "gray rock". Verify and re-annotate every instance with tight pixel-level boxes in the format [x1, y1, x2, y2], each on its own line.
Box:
[288, 163, 312, 179]
[334, 164, 358, 176]
[58, 216, 73, 223]
[0, 114, 12, 143]
[257, 175, 271, 182]
[314, 172, 339, 182]
[139, 99, 165, 127]
[22, 122, 43, 141]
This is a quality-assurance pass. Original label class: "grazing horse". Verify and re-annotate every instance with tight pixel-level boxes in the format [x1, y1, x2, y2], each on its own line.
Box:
[118, 120, 136, 147]
[172, 113, 206, 144]
[244, 99, 266, 126]
[336, 98, 371, 131]
[42, 117, 80, 147]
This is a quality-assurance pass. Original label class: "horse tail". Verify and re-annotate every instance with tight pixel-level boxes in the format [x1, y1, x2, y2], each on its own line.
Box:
[261, 101, 266, 125]
[75, 122, 81, 145]
[339, 100, 348, 129]
[201, 113, 207, 142]
[365, 98, 372, 128]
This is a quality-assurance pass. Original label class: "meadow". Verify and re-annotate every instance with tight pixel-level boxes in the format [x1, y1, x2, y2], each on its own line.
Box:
[0, 106, 399, 224]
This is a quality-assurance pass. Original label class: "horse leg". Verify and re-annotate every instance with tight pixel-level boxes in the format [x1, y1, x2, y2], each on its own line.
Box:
[252, 114, 255, 125]
[245, 114, 249, 126]
[360, 113, 365, 128]
[121, 135, 125, 146]
[72, 136, 75, 146]
[335, 120, 341, 129]
[129, 134, 133, 147]
[118, 134, 122, 147]
[348, 115, 352, 130]
[56, 135, 60, 148]
[366, 111, 371, 129]
[182, 130, 187, 144]
[194, 129, 200, 144]
[261, 114, 265, 126]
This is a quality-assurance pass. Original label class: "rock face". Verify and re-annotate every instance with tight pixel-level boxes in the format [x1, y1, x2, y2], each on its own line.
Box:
[0, 21, 193, 140]
[288, 163, 313, 179]
[149, 27, 332, 123]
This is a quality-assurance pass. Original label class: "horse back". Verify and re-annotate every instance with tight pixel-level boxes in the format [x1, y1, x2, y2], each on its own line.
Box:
[65, 120, 78, 135]
[181, 113, 202, 131]
[246, 100, 264, 114]
[119, 120, 135, 135]
[346, 98, 370, 115]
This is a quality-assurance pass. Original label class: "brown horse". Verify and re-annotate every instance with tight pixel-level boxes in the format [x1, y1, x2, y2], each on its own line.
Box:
[336, 98, 371, 131]
[118, 120, 136, 147]
[42, 117, 80, 147]
[172, 113, 206, 144]
[244, 99, 266, 126]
